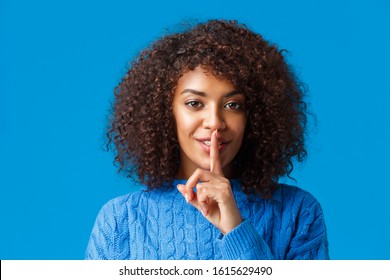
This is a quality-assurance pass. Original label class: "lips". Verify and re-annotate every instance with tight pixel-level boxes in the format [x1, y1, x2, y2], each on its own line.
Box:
[196, 137, 230, 152]
[201, 140, 224, 146]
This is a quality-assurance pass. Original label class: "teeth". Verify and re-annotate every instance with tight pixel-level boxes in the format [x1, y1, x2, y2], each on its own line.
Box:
[202, 141, 223, 146]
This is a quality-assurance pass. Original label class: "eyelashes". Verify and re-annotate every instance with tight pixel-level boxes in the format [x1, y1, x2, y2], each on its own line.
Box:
[185, 100, 203, 108]
[224, 101, 244, 110]
[185, 100, 245, 111]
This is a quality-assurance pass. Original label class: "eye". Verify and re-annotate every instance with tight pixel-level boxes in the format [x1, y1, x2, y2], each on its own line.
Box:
[224, 101, 243, 110]
[185, 100, 203, 109]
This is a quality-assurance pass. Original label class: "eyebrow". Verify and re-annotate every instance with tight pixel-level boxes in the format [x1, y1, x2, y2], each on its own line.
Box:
[180, 89, 242, 98]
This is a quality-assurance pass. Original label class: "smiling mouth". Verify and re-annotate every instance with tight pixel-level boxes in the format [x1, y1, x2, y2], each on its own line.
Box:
[197, 139, 229, 152]
[201, 140, 225, 146]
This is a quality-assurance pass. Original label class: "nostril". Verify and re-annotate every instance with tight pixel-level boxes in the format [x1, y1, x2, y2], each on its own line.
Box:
[203, 114, 226, 130]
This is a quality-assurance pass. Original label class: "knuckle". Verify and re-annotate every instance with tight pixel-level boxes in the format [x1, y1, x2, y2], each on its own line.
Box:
[221, 177, 229, 185]
[195, 168, 203, 175]
[220, 188, 231, 200]
[218, 179, 229, 189]
[197, 184, 207, 194]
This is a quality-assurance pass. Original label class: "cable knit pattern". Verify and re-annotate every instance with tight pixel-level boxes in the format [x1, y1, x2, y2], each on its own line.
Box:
[85, 179, 329, 260]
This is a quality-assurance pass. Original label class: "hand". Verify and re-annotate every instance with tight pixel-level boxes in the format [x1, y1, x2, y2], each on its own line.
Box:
[177, 130, 243, 235]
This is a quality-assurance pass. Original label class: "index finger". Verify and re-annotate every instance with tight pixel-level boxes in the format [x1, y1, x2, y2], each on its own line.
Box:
[210, 129, 223, 175]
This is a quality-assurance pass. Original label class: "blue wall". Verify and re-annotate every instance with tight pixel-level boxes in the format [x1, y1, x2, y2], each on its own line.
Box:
[1, 0, 389, 259]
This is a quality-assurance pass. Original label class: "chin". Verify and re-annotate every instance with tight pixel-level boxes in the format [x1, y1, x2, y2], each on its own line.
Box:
[198, 161, 211, 171]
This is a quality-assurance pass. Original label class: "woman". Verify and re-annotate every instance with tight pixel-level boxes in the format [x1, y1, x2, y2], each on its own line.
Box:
[85, 19, 329, 260]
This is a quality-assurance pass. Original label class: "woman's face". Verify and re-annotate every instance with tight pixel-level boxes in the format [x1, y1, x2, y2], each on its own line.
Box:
[172, 66, 247, 178]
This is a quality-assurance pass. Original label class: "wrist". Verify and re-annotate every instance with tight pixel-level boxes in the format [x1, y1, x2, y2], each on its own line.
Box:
[221, 215, 243, 235]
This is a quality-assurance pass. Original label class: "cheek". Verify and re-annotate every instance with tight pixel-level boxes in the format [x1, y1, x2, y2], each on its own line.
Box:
[176, 112, 199, 136]
[229, 115, 247, 139]
[239, 121, 247, 139]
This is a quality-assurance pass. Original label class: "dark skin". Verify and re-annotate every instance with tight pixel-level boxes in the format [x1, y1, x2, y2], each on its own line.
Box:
[173, 66, 245, 235]
[177, 129, 243, 235]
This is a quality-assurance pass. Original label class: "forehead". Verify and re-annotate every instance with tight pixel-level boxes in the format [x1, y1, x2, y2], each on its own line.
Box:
[175, 66, 236, 96]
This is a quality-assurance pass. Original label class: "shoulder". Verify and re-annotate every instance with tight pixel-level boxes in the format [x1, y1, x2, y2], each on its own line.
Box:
[90, 190, 148, 245]
[97, 187, 171, 219]
[274, 184, 326, 224]
[274, 184, 321, 207]
[98, 190, 145, 218]
[273, 184, 325, 220]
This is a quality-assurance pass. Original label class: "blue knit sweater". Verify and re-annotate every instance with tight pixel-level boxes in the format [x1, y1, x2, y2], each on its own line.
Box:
[85, 179, 329, 260]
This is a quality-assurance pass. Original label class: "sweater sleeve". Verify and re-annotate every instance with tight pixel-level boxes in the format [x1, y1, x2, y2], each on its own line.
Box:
[217, 186, 329, 260]
[217, 220, 274, 260]
[85, 200, 117, 260]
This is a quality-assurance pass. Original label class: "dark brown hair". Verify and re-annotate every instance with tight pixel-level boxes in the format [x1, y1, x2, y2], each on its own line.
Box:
[107, 19, 308, 197]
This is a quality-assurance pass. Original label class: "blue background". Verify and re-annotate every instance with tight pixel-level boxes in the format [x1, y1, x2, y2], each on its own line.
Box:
[1, 0, 389, 259]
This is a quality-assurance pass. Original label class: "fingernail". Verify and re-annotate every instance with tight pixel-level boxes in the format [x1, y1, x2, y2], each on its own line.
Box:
[200, 206, 207, 216]
[185, 193, 189, 203]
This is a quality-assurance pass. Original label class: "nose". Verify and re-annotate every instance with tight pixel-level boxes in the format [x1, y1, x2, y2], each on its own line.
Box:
[203, 106, 226, 131]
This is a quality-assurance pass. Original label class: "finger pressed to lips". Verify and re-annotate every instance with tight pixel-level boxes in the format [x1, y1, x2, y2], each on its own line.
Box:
[176, 129, 225, 218]
[210, 130, 223, 175]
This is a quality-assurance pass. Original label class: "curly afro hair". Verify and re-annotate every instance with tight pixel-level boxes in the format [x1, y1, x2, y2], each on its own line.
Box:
[107, 19, 308, 198]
